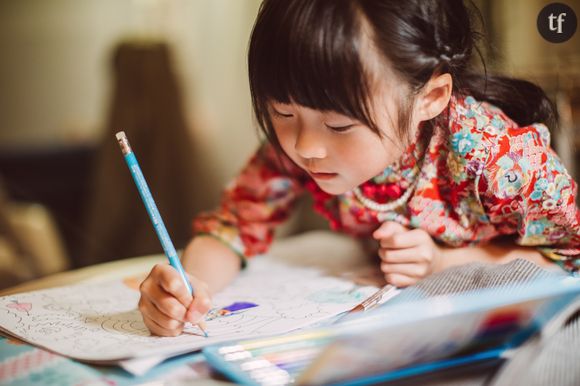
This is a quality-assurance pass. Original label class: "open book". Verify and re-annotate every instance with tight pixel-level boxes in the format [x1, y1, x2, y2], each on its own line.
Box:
[203, 275, 580, 386]
[0, 258, 377, 364]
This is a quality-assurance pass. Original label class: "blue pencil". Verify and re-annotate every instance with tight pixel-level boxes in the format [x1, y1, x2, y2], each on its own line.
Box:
[116, 131, 208, 337]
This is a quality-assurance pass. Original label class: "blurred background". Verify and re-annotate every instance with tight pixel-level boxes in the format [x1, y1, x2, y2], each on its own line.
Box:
[0, 0, 578, 289]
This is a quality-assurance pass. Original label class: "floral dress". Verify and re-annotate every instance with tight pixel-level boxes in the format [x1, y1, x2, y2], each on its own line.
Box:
[194, 95, 580, 274]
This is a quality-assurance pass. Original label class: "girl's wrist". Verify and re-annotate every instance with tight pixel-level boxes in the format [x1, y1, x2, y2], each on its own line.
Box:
[432, 244, 448, 273]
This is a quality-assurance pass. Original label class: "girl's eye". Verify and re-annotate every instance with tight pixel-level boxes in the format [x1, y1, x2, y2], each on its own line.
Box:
[272, 109, 293, 118]
[325, 123, 355, 133]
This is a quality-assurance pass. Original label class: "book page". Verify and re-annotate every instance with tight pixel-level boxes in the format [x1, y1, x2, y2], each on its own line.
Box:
[0, 258, 376, 363]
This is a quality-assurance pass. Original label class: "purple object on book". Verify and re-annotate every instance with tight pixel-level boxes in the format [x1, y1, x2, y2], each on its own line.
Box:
[223, 302, 258, 312]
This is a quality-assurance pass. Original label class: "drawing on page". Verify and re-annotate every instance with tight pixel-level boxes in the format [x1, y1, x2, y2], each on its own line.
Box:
[205, 302, 259, 321]
[0, 259, 376, 361]
[193, 313, 275, 336]
[6, 300, 32, 315]
[307, 287, 367, 304]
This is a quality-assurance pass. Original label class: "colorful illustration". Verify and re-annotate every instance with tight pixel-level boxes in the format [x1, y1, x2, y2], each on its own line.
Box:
[205, 302, 259, 321]
[6, 300, 32, 315]
[307, 288, 366, 304]
[475, 303, 531, 340]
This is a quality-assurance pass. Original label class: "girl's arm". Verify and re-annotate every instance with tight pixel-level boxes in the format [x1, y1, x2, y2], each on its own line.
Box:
[193, 143, 306, 260]
[181, 235, 242, 294]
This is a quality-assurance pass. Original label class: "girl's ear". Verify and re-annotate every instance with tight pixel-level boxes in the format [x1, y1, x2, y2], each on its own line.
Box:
[415, 73, 453, 122]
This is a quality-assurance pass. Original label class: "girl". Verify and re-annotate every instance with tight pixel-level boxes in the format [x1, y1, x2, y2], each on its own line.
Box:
[138, 0, 580, 337]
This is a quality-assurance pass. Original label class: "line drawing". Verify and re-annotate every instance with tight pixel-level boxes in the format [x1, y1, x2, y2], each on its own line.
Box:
[0, 259, 376, 362]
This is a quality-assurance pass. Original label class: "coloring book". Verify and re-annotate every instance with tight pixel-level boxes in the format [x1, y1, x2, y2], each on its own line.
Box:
[203, 275, 580, 386]
[0, 258, 376, 363]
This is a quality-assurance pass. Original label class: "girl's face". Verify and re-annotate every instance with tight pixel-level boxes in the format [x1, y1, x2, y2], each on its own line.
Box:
[270, 87, 413, 195]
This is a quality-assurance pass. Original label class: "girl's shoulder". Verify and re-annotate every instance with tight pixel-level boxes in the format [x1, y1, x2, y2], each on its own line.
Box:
[446, 95, 552, 167]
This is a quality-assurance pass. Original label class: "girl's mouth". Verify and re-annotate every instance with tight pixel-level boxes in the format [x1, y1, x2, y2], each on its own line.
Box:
[309, 171, 338, 180]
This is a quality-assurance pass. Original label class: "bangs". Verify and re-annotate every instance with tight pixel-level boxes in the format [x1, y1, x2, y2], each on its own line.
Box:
[249, 0, 376, 138]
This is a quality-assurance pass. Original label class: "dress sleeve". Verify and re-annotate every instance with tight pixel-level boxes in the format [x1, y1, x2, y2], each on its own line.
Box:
[193, 143, 306, 264]
[477, 123, 580, 274]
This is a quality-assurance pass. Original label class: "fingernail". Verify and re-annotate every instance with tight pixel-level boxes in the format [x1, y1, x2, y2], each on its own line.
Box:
[188, 310, 202, 323]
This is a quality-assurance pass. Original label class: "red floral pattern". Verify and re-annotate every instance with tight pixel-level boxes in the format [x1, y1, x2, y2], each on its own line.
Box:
[194, 95, 580, 273]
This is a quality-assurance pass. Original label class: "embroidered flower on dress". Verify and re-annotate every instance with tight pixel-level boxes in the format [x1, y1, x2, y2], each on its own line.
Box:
[451, 130, 482, 156]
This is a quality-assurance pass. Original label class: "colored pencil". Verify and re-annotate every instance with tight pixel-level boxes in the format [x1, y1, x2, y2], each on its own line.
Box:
[115, 131, 208, 337]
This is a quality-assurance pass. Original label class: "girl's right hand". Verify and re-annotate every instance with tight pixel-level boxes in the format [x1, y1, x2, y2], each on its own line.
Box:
[138, 263, 212, 337]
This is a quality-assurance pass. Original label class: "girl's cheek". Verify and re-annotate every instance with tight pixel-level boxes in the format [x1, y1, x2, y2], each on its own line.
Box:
[274, 128, 297, 157]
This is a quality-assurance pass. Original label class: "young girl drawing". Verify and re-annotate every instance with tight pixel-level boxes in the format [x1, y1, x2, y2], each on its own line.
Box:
[138, 0, 580, 336]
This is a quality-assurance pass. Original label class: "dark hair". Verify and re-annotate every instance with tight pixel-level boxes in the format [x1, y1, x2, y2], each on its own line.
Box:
[248, 0, 558, 149]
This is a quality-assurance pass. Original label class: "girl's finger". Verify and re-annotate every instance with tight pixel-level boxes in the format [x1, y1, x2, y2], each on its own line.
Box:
[142, 313, 182, 337]
[378, 247, 422, 264]
[372, 221, 408, 240]
[384, 273, 418, 288]
[152, 263, 194, 308]
[142, 279, 189, 322]
[186, 276, 213, 324]
[379, 228, 430, 249]
[139, 295, 184, 333]
[380, 262, 428, 278]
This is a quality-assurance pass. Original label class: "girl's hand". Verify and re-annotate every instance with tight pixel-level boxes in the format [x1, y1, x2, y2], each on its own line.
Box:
[372, 221, 443, 287]
[138, 263, 212, 336]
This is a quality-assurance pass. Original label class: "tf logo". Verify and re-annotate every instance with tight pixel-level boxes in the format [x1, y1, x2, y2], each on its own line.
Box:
[537, 2, 577, 43]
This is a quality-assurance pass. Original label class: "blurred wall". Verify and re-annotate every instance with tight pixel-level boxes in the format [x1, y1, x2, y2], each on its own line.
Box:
[490, 0, 579, 73]
[0, 0, 262, 185]
[1, 0, 577, 176]
[490, 0, 580, 180]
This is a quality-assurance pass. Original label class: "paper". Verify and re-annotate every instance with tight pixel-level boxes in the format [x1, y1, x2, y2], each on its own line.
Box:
[119, 355, 168, 376]
[0, 258, 376, 363]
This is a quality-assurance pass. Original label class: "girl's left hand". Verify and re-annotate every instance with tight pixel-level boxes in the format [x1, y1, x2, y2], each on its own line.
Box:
[372, 221, 443, 287]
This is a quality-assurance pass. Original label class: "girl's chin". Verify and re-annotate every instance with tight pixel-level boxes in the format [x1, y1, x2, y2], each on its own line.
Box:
[312, 179, 354, 196]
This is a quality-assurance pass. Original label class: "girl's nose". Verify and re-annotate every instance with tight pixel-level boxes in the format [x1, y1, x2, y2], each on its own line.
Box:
[294, 126, 327, 160]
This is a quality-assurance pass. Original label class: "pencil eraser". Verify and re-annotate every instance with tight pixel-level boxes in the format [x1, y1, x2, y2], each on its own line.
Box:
[116, 131, 126, 141]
